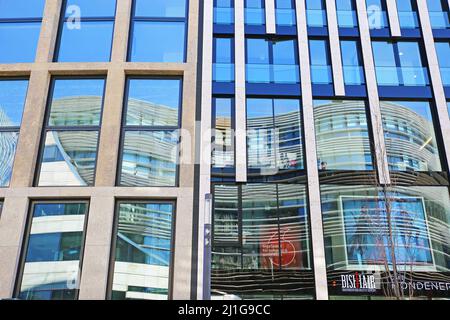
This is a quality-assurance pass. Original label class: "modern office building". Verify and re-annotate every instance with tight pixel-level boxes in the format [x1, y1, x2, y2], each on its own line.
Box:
[0, 0, 449, 300]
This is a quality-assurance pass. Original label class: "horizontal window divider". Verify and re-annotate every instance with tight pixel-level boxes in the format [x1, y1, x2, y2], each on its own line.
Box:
[0, 127, 20, 132]
[44, 127, 101, 131]
[123, 126, 179, 131]
[0, 18, 42, 23]
[62, 17, 116, 22]
[132, 17, 187, 22]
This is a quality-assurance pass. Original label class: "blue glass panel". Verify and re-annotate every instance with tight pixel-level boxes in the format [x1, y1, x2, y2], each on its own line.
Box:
[427, 0, 450, 29]
[65, 0, 117, 18]
[0, 132, 18, 187]
[130, 21, 185, 62]
[309, 40, 332, 84]
[0, 22, 41, 63]
[336, 0, 358, 27]
[436, 42, 450, 86]
[57, 21, 113, 62]
[0, 0, 45, 19]
[306, 0, 327, 27]
[0, 80, 29, 127]
[276, 0, 296, 26]
[245, 0, 265, 25]
[135, 0, 186, 18]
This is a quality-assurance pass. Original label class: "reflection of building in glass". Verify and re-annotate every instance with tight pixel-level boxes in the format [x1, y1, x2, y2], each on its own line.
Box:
[0, 108, 18, 186]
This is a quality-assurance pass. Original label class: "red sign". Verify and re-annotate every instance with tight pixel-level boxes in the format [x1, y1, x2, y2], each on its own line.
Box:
[260, 227, 303, 269]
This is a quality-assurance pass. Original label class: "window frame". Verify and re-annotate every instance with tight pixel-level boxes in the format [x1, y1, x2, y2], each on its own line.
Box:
[212, 95, 236, 171]
[34, 76, 107, 187]
[213, 35, 235, 83]
[117, 76, 183, 187]
[127, 0, 189, 63]
[106, 199, 177, 300]
[54, 0, 117, 62]
[14, 199, 91, 300]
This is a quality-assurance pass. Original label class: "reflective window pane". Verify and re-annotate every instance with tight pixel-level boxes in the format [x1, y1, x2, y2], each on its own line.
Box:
[126, 79, 181, 127]
[130, 21, 185, 62]
[213, 98, 234, 168]
[366, 0, 388, 29]
[214, 0, 235, 24]
[135, 0, 186, 18]
[213, 185, 239, 244]
[38, 131, 99, 186]
[0, 0, 45, 19]
[49, 79, 105, 127]
[65, 0, 117, 18]
[18, 202, 88, 300]
[306, 0, 327, 27]
[0, 132, 19, 187]
[397, 0, 419, 29]
[111, 202, 174, 300]
[276, 0, 296, 26]
[245, 0, 265, 25]
[0, 79, 29, 127]
[309, 39, 332, 84]
[120, 131, 178, 187]
[380, 101, 442, 172]
[340, 40, 365, 85]
[336, 0, 358, 28]
[314, 100, 373, 171]
[0, 22, 41, 63]
[426, 0, 450, 29]
[214, 37, 235, 82]
[57, 21, 114, 62]
[435, 42, 450, 86]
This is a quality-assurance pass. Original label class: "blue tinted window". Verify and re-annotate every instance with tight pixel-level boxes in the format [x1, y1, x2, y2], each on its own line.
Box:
[65, 0, 117, 18]
[336, 0, 358, 28]
[366, 0, 389, 29]
[0, 0, 45, 19]
[275, 0, 296, 27]
[309, 39, 332, 84]
[214, 37, 235, 82]
[306, 0, 327, 27]
[426, 0, 449, 29]
[341, 40, 365, 85]
[435, 42, 450, 86]
[0, 22, 41, 63]
[397, 0, 419, 29]
[135, 0, 186, 18]
[245, 0, 265, 25]
[215, 0, 234, 25]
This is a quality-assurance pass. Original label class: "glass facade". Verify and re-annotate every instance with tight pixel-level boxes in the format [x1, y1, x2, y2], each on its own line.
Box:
[56, 0, 116, 62]
[435, 42, 450, 87]
[213, 36, 235, 82]
[341, 40, 365, 85]
[213, 97, 235, 169]
[336, 0, 358, 28]
[366, 0, 388, 29]
[110, 201, 174, 300]
[314, 100, 373, 171]
[245, 0, 265, 26]
[37, 78, 104, 187]
[214, 0, 234, 25]
[119, 78, 181, 187]
[306, 0, 327, 28]
[372, 41, 429, 87]
[426, 0, 449, 30]
[309, 39, 333, 85]
[129, 0, 187, 62]
[0, 79, 29, 187]
[397, 0, 419, 30]
[275, 0, 296, 27]
[380, 101, 443, 173]
[0, 0, 44, 63]
[17, 202, 88, 300]
[246, 38, 299, 84]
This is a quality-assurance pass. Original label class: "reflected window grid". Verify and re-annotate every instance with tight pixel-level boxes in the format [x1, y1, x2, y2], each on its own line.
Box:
[36, 78, 106, 187]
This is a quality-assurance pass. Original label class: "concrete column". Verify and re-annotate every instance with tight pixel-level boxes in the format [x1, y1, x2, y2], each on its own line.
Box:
[356, 0, 391, 185]
[0, 196, 29, 298]
[326, 0, 346, 96]
[296, 0, 328, 300]
[386, 0, 401, 37]
[110, 0, 132, 63]
[78, 196, 115, 300]
[235, 0, 248, 183]
[195, 0, 214, 300]
[417, 0, 450, 174]
[35, 0, 63, 63]
[265, 0, 277, 34]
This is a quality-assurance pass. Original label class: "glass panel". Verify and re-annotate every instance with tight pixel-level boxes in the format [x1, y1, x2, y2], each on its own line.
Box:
[0, 79, 29, 127]
[0, 0, 45, 19]
[215, 0, 234, 25]
[272, 40, 299, 83]
[49, 79, 105, 127]
[366, 0, 388, 29]
[435, 42, 450, 86]
[397, 42, 428, 86]
[214, 37, 235, 82]
[397, 0, 419, 29]
[111, 202, 174, 300]
[0, 132, 18, 187]
[245, 0, 265, 25]
[213, 185, 239, 244]
[126, 79, 181, 127]
[130, 21, 185, 62]
[120, 131, 178, 187]
[309, 40, 332, 84]
[276, 0, 296, 26]
[336, 0, 358, 28]
[38, 131, 99, 186]
[135, 0, 186, 18]
[372, 41, 399, 86]
[341, 40, 365, 85]
[322, 185, 450, 273]
[0, 22, 41, 63]
[426, 0, 449, 29]
[57, 21, 114, 62]
[314, 100, 373, 171]
[306, 0, 327, 27]
[213, 98, 234, 168]
[65, 0, 117, 17]
[18, 202, 88, 300]
[380, 101, 442, 172]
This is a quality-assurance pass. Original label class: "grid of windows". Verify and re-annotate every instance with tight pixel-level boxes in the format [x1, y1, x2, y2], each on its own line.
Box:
[129, 0, 187, 62]
[118, 78, 181, 187]
[16, 201, 89, 300]
[36, 78, 105, 187]
[0, 0, 45, 63]
[0, 79, 29, 187]
[55, 0, 116, 62]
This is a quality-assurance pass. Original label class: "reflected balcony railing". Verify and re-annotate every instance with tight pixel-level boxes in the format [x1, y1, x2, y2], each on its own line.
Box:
[214, 7, 234, 25]
[429, 12, 450, 29]
[398, 12, 419, 29]
[276, 9, 296, 26]
[306, 9, 327, 27]
[213, 63, 235, 82]
[375, 66, 429, 86]
[246, 64, 300, 84]
[343, 66, 365, 85]
[245, 8, 265, 25]
[310, 65, 333, 85]
[336, 10, 358, 28]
